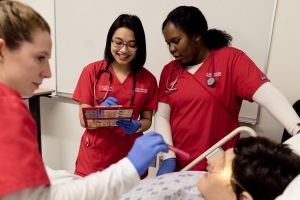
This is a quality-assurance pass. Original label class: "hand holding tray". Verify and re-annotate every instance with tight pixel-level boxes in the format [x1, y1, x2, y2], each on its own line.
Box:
[82, 106, 134, 128]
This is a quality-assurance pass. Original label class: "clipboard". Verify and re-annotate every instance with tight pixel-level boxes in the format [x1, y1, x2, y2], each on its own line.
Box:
[82, 106, 134, 128]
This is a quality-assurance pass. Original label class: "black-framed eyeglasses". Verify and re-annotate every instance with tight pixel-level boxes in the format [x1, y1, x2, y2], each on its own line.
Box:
[111, 39, 137, 52]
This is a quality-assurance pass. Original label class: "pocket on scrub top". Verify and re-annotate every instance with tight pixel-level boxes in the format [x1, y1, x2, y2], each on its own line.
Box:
[81, 132, 104, 153]
[75, 133, 108, 175]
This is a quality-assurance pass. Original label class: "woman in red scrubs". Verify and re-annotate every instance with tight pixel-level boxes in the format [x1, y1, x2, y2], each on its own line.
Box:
[0, 1, 167, 199]
[155, 6, 300, 175]
[73, 14, 158, 176]
[0, 0, 52, 196]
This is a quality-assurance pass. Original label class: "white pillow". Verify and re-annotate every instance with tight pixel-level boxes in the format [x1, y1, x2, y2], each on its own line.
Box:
[283, 134, 300, 156]
[275, 134, 300, 199]
[275, 174, 300, 200]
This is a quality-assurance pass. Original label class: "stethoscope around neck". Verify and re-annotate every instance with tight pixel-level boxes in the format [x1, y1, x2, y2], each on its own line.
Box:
[165, 51, 216, 94]
[94, 62, 136, 106]
[206, 51, 216, 87]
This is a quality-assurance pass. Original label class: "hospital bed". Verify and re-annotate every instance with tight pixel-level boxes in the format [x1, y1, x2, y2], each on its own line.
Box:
[181, 126, 256, 171]
[120, 126, 257, 200]
[120, 127, 300, 200]
[44, 126, 300, 200]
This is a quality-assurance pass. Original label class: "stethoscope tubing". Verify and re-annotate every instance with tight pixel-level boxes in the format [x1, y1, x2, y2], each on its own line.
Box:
[94, 63, 136, 106]
[165, 50, 216, 94]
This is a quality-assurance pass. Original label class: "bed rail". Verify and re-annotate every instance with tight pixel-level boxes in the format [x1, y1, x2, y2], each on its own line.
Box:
[180, 126, 257, 171]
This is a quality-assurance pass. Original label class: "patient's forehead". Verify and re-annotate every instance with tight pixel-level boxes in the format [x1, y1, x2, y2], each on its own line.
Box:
[225, 148, 235, 161]
[213, 148, 235, 168]
[224, 148, 235, 169]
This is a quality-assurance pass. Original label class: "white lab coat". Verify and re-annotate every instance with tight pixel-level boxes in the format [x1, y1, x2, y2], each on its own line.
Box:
[1, 158, 140, 200]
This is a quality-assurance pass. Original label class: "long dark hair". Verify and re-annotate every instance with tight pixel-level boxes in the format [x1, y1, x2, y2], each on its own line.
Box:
[104, 14, 146, 72]
[162, 6, 232, 49]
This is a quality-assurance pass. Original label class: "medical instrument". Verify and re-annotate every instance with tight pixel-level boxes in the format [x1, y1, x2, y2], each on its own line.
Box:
[180, 126, 257, 171]
[167, 144, 190, 160]
[206, 51, 216, 87]
[165, 64, 183, 94]
[165, 51, 216, 94]
[94, 63, 136, 105]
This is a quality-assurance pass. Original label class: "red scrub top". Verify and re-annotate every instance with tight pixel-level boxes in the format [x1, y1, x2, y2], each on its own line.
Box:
[0, 83, 49, 197]
[158, 47, 269, 171]
[73, 60, 158, 176]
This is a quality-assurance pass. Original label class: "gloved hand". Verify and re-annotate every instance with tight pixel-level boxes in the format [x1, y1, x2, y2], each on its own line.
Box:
[116, 119, 141, 134]
[100, 96, 118, 106]
[127, 131, 168, 176]
[156, 158, 176, 176]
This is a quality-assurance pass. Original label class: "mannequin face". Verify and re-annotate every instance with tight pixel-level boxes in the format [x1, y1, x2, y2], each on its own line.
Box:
[197, 148, 253, 200]
[0, 30, 52, 96]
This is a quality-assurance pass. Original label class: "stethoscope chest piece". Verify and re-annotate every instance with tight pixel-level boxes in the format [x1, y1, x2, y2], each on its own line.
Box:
[207, 77, 216, 87]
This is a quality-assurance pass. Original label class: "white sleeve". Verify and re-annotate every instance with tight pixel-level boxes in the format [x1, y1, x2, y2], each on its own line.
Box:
[253, 82, 300, 135]
[2, 158, 140, 200]
[154, 102, 176, 160]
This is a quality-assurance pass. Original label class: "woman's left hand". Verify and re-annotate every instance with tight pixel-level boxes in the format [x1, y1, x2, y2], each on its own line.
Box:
[116, 119, 141, 134]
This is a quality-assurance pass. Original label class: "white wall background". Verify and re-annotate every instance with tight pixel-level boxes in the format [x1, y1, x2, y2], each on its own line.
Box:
[54, 0, 277, 124]
[24, 0, 300, 172]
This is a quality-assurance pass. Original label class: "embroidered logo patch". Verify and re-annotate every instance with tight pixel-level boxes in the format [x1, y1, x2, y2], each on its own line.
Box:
[135, 88, 148, 93]
[260, 76, 268, 81]
[206, 72, 222, 77]
[99, 85, 113, 91]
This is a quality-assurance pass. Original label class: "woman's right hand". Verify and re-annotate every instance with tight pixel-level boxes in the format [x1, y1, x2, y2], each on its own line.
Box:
[100, 96, 118, 106]
[127, 132, 168, 176]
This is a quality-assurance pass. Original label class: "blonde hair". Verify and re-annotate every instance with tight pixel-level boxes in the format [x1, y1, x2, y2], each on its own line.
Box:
[0, 0, 50, 50]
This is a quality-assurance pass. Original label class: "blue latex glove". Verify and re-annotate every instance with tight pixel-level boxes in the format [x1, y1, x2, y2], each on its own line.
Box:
[116, 119, 141, 134]
[127, 131, 168, 176]
[100, 96, 118, 106]
[156, 158, 176, 176]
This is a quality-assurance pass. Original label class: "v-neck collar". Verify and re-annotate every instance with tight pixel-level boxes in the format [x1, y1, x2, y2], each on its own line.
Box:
[110, 65, 132, 85]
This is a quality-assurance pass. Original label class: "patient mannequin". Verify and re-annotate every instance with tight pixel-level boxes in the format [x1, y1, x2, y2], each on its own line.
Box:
[120, 136, 300, 200]
[40, 136, 300, 200]
[197, 136, 300, 200]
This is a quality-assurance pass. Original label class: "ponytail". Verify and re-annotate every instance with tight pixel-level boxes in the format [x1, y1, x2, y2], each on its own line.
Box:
[202, 29, 232, 49]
